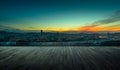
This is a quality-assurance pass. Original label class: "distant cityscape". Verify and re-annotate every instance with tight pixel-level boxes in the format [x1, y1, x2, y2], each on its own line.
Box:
[0, 30, 120, 46]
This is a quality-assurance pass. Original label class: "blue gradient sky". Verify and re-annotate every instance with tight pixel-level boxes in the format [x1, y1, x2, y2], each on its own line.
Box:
[0, 0, 120, 31]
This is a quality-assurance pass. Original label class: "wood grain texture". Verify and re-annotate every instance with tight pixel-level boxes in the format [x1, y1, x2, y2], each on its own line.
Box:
[0, 47, 120, 70]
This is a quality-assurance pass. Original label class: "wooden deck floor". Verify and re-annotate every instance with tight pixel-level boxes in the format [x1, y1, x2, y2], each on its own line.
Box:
[0, 47, 120, 70]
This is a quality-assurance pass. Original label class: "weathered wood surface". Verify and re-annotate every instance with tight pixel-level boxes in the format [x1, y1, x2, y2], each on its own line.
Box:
[0, 47, 120, 70]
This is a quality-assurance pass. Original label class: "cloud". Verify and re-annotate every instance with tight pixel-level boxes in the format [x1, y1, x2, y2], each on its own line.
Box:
[0, 16, 21, 30]
[28, 27, 38, 30]
[0, 24, 19, 30]
[93, 10, 120, 25]
[77, 11, 120, 31]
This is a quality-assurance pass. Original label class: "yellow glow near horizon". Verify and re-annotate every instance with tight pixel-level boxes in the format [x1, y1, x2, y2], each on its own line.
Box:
[20, 25, 120, 32]
[17, 21, 120, 32]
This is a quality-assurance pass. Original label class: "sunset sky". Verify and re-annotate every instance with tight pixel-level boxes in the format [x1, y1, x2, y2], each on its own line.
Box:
[0, 0, 120, 32]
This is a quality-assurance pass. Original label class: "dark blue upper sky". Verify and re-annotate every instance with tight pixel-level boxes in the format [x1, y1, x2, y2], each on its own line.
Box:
[0, 0, 120, 31]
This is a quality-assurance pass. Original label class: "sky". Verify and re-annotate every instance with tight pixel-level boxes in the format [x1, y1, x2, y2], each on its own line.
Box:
[0, 0, 120, 32]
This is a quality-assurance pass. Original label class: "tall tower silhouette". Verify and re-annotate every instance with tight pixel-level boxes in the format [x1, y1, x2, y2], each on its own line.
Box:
[41, 30, 43, 36]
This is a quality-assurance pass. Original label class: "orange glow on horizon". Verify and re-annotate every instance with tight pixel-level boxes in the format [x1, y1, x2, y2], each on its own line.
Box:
[21, 25, 120, 32]
[76, 25, 120, 32]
